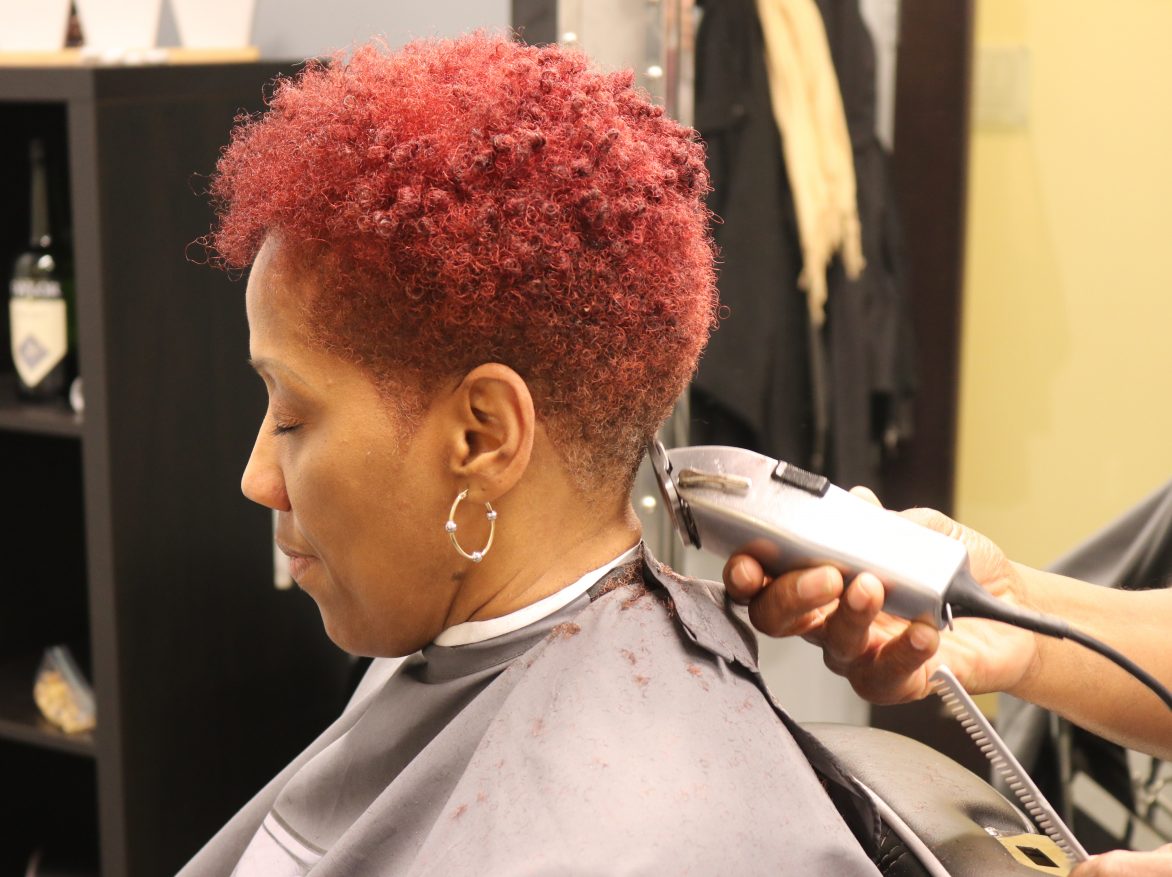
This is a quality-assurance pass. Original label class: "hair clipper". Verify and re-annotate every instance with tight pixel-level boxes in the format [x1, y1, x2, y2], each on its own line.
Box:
[648, 441, 971, 628]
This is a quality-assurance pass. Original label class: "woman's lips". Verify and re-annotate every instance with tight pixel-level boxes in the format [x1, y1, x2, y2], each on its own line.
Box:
[287, 554, 316, 581]
[276, 539, 317, 582]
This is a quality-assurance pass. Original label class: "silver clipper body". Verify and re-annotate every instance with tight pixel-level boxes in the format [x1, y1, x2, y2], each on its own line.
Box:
[649, 442, 970, 628]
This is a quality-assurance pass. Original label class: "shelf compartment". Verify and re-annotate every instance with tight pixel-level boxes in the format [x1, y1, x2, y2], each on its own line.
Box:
[1, 104, 79, 435]
[0, 386, 83, 438]
[0, 738, 99, 874]
[0, 433, 89, 661]
[0, 652, 94, 757]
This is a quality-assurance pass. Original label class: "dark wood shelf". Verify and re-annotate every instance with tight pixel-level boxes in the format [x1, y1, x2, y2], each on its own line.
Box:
[0, 388, 82, 438]
[0, 653, 94, 758]
[0, 61, 287, 103]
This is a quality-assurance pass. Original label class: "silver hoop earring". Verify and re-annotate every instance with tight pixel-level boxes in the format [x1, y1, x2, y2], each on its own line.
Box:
[445, 489, 497, 563]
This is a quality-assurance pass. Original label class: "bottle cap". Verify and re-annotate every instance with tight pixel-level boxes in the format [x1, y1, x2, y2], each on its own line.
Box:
[69, 376, 85, 414]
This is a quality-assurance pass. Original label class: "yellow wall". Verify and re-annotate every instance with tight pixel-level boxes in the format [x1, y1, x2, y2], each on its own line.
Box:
[956, 0, 1172, 567]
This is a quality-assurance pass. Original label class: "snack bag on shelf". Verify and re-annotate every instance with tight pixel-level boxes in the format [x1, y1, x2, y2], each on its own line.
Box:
[33, 645, 95, 734]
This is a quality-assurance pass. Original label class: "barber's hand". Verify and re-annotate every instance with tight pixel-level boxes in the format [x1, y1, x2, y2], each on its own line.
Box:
[723, 490, 1039, 704]
[1072, 844, 1172, 876]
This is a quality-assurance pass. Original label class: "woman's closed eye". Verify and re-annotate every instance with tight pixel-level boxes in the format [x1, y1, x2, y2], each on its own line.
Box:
[270, 415, 304, 436]
[269, 411, 304, 436]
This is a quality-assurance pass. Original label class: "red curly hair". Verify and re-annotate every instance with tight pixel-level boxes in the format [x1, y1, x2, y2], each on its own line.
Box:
[208, 34, 717, 487]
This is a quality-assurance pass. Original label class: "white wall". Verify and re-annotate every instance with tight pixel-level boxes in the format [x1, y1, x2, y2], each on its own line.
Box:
[158, 0, 510, 58]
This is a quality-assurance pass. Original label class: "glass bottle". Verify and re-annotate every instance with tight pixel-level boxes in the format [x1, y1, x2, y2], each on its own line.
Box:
[9, 138, 76, 402]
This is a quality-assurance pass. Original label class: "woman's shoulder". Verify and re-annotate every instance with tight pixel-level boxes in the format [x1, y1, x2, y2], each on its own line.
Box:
[404, 555, 879, 874]
[511, 559, 762, 716]
[514, 549, 762, 688]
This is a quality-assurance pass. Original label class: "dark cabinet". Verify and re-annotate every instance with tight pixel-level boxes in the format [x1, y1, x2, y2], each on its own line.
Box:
[0, 63, 351, 876]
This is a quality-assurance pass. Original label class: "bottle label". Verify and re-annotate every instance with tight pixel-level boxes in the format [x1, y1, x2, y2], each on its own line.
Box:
[10, 277, 63, 299]
[10, 290, 68, 389]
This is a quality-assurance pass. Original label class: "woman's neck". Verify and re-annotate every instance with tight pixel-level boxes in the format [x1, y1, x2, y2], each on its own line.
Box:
[447, 494, 642, 627]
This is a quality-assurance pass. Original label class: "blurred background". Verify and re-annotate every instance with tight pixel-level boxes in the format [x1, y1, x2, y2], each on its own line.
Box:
[1, 0, 1170, 873]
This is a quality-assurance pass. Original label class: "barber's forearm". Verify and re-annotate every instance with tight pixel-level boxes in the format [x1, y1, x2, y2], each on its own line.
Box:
[1008, 565, 1172, 760]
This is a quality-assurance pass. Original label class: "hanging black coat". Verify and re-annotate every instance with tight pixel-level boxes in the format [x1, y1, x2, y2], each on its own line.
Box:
[690, 0, 915, 490]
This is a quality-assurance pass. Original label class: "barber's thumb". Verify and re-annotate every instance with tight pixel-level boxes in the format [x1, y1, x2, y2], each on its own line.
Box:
[902, 506, 959, 537]
[849, 485, 884, 508]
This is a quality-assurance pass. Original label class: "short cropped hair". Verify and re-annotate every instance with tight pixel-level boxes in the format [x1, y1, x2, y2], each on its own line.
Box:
[208, 34, 717, 488]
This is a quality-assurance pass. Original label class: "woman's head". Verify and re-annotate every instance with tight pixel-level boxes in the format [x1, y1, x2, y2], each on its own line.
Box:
[209, 33, 717, 489]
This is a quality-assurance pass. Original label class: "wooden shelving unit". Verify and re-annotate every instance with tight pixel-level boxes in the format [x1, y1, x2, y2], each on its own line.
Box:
[0, 63, 352, 876]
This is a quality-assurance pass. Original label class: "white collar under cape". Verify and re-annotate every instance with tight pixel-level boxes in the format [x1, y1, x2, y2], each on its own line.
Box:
[432, 544, 641, 647]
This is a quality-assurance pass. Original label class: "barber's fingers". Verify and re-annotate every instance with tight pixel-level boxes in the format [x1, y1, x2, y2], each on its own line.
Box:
[724, 554, 767, 604]
[1072, 844, 1172, 876]
[725, 554, 846, 631]
[821, 573, 885, 672]
[747, 566, 845, 638]
[846, 620, 940, 703]
[725, 484, 882, 606]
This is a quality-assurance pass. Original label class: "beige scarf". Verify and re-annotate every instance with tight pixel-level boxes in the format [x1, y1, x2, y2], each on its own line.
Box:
[755, 0, 865, 326]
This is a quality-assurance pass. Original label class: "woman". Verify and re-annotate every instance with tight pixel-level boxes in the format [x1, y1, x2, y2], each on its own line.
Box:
[178, 35, 882, 875]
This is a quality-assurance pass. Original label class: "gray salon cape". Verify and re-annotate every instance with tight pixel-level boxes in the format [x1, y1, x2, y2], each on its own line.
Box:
[179, 548, 881, 875]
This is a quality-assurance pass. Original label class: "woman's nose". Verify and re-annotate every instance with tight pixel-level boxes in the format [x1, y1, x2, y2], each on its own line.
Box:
[241, 426, 291, 511]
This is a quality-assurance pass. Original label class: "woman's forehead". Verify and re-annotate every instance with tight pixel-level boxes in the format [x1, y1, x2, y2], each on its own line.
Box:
[246, 244, 317, 368]
[245, 244, 395, 404]
[246, 238, 313, 325]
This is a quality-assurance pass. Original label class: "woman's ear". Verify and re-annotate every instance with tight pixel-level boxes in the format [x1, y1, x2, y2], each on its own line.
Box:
[445, 363, 535, 500]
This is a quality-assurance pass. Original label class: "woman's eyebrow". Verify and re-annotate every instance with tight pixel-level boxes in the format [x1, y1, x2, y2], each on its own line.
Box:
[247, 357, 310, 388]
[249, 356, 288, 376]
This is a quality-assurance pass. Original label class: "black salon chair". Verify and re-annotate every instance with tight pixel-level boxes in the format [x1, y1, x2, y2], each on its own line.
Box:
[805, 722, 1075, 875]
